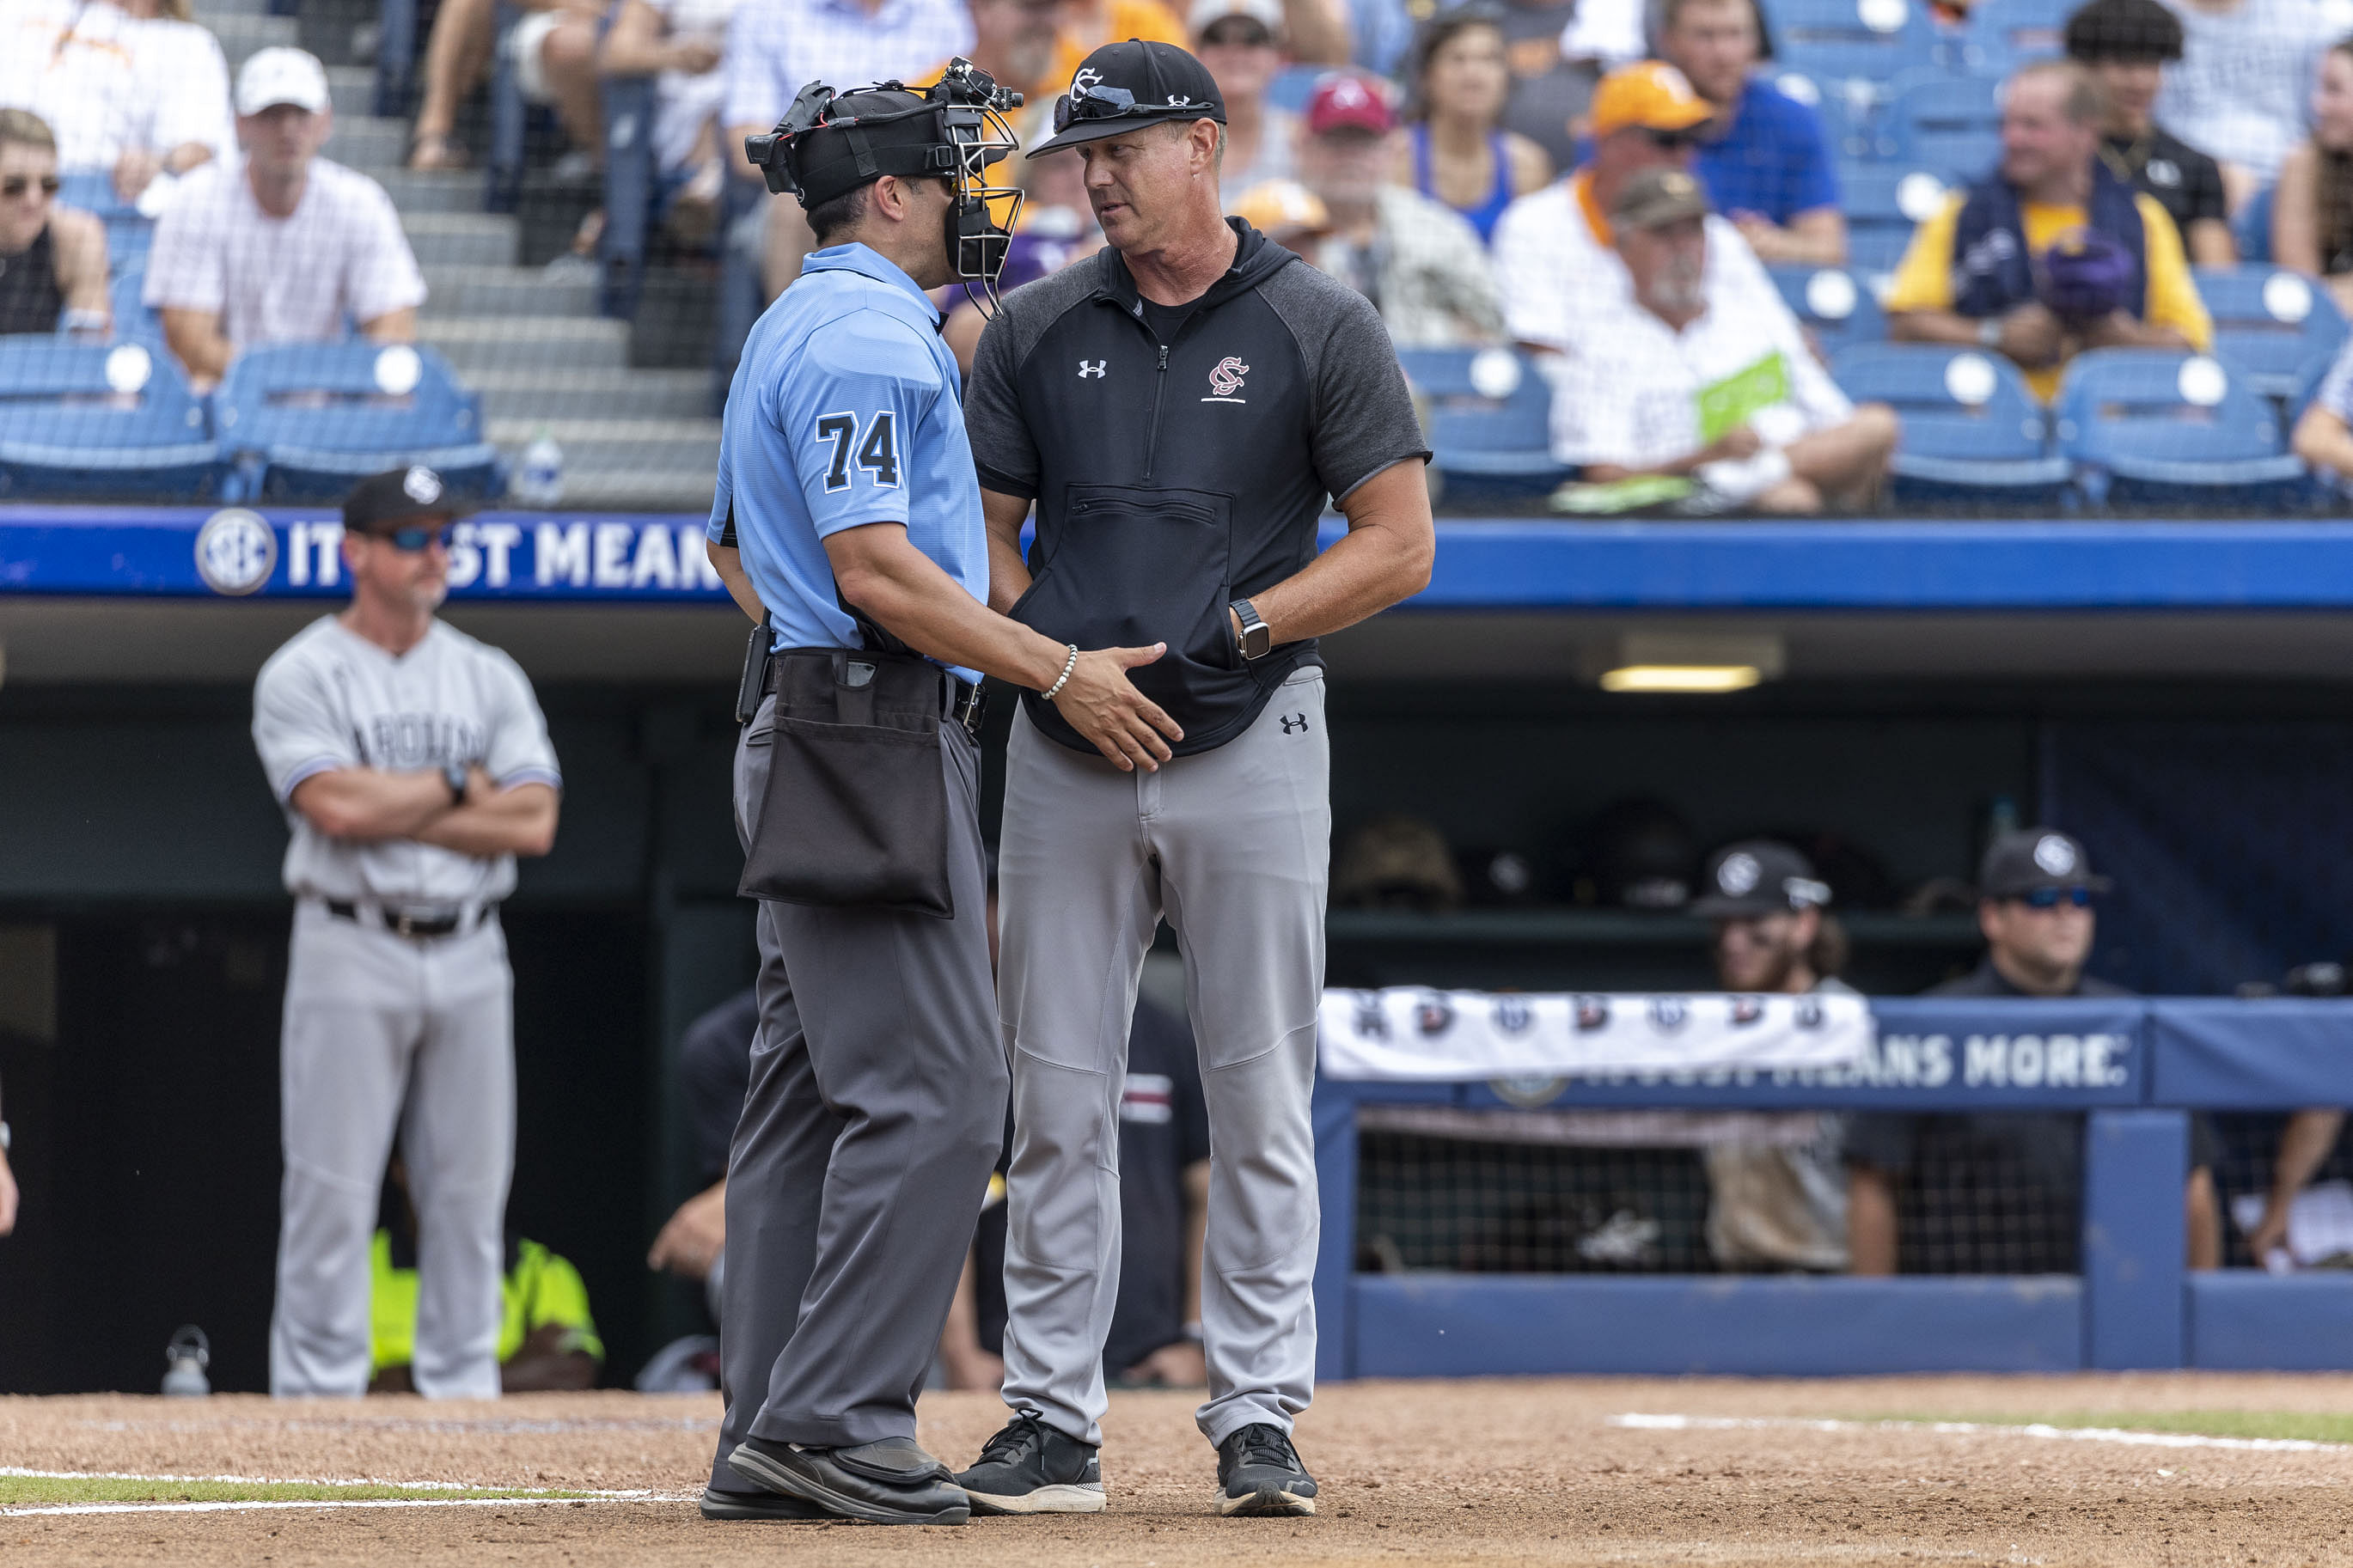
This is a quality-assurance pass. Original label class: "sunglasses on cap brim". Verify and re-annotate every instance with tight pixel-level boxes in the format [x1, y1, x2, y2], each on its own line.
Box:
[2013, 886, 2094, 909]
[1051, 82, 1216, 136]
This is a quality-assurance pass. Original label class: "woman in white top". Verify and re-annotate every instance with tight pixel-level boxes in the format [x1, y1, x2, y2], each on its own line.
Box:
[0, 0, 234, 203]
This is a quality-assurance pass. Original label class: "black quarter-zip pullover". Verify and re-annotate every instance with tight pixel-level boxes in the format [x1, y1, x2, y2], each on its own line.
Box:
[964, 219, 1429, 757]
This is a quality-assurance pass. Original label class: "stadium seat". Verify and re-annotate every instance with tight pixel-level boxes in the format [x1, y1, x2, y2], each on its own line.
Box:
[1397, 346, 1571, 497]
[1772, 70, 1882, 161]
[107, 263, 162, 347]
[1959, 0, 2068, 71]
[2055, 348, 2313, 507]
[1842, 164, 1953, 276]
[1769, 264, 1886, 358]
[1831, 342, 2070, 502]
[0, 339, 222, 500]
[211, 342, 505, 503]
[2194, 265, 2350, 400]
[1767, 0, 1936, 95]
[1886, 70, 2003, 181]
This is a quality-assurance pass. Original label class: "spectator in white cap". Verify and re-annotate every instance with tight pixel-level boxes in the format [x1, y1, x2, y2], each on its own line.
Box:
[144, 48, 427, 391]
[1283, 72, 1503, 345]
[0, 0, 234, 203]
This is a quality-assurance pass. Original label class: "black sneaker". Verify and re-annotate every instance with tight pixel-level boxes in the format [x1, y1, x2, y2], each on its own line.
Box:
[954, 1407, 1106, 1515]
[1214, 1424, 1317, 1517]
[697, 1485, 827, 1522]
[725, 1434, 969, 1526]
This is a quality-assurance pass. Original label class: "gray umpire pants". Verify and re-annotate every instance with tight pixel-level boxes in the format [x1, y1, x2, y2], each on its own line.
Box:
[271, 900, 514, 1399]
[998, 668, 1329, 1449]
[707, 697, 1006, 1491]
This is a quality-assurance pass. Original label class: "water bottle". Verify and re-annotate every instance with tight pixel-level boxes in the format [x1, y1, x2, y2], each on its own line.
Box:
[161, 1325, 211, 1397]
[513, 430, 565, 509]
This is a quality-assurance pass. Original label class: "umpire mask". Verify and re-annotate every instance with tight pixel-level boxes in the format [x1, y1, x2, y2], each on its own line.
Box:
[746, 61, 1026, 308]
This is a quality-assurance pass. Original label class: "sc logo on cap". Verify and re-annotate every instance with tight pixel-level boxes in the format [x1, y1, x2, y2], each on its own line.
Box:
[1716, 851, 1762, 895]
[2033, 834, 2078, 876]
[402, 466, 445, 506]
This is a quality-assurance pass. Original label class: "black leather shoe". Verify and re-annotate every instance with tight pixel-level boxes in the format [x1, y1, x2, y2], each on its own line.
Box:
[697, 1485, 827, 1521]
[726, 1434, 970, 1525]
[1214, 1424, 1317, 1516]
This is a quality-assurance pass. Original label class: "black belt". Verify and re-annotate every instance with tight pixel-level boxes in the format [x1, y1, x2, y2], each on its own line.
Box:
[324, 900, 492, 939]
[761, 656, 984, 741]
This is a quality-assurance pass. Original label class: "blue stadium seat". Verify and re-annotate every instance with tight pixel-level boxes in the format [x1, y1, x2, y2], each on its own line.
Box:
[1842, 164, 1954, 276]
[2055, 348, 2313, 506]
[0, 339, 221, 500]
[1771, 70, 1882, 161]
[2194, 265, 2350, 399]
[211, 343, 504, 503]
[2289, 345, 2340, 421]
[1886, 70, 2003, 181]
[1769, 264, 1885, 358]
[1831, 342, 2070, 501]
[2234, 183, 2275, 264]
[108, 263, 162, 346]
[1959, 0, 2068, 71]
[1397, 347, 1571, 497]
[1768, 0, 1936, 95]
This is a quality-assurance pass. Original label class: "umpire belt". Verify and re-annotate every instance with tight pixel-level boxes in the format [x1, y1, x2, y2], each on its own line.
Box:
[320, 898, 498, 939]
[759, 656, 985, 741]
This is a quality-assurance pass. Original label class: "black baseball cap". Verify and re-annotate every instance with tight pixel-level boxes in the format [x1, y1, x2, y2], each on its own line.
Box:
[1980, 828, 2112, 899]
[1690, 839, 1833, 918]
[1028, 40, 1226, 156]
[344, 465, 475, 534]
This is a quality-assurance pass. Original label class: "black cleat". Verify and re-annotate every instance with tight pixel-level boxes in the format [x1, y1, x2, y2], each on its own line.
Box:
[697, 1485, 828, 1522]
[954, 1407, 1107, 1515]
[1214, 1423, 1317, 1516]
[725, 1434, 969, 1526]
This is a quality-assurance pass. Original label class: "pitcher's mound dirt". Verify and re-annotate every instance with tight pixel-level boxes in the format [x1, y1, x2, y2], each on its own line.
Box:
[7, 1374, 2353, 1565]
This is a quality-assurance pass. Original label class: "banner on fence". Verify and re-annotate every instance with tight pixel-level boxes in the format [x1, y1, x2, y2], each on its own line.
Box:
[1317, 988, 1872, 1080]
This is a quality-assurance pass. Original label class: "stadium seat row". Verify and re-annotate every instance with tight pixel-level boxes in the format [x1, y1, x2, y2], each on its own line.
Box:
[0, 339, 505, 505]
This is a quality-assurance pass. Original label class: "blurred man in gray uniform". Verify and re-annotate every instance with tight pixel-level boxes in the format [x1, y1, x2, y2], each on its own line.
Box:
[251, 465, 561, 1399]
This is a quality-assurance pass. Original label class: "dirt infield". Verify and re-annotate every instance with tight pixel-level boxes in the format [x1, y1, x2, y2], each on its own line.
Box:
[8, 1375, 2353, 1565]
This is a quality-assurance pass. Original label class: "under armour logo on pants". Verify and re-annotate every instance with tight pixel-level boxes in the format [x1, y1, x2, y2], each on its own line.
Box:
[1280, 713, 1309, 734]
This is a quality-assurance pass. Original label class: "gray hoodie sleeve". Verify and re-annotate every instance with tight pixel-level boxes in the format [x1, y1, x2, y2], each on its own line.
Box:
[1260, 264, 1432, 503]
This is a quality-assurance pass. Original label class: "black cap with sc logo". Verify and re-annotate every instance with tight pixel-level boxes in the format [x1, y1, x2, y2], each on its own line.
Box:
[1029, 40, 1227, 156]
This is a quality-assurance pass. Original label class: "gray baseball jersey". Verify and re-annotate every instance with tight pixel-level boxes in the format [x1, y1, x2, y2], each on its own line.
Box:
[252, 616, 561, 906]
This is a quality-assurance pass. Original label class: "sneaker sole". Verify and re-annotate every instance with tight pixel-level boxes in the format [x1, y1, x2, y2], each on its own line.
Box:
[963, 1482, 1108, 1516]
[1217, 1484, 1317, 1517]
[726, 1445, 970, 1527]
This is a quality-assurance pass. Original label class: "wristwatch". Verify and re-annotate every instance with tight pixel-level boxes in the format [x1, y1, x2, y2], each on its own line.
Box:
[1231, 598, 1272, 662]
[1977, 317, 2002, 349]
[443, 762, 468, 805]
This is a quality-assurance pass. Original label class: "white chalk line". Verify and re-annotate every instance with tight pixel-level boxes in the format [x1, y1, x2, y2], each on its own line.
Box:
[0, 1466, 657, 1493]
[3, 1493, 691, 1519]
[1610, 1412, 2346, 1453]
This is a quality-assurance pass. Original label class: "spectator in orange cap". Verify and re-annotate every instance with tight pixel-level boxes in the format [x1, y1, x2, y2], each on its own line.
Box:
[1491, 59, 1714, 356]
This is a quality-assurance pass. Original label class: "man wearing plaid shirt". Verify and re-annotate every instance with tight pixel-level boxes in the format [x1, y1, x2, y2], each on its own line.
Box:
[722, 0, 974, 298]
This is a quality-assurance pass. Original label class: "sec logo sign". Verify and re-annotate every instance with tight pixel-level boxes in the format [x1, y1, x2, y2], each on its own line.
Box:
[194, 509, 278, 596]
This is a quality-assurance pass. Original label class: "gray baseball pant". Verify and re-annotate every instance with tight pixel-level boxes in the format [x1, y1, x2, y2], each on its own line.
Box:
[706, 699, 1006, 1490]
[271, 900, 514, 1399]
[997, 668, 1329, 1449]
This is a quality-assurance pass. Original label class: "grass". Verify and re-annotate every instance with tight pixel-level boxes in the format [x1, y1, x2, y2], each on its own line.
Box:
[1873, 1410, 2353, 1444]
[0, 1473, 590, 1509]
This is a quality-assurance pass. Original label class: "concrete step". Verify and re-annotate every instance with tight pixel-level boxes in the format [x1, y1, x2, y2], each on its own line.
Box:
[422, 265, 596, 319]
[490, 418, 720, 511]
[424, 315, 630, 371]
[206, 9, 299, 68]
[371, 168, 489, 214]
[402, 212, 517, 269]
[328, 64, 376, 119]
[323, 114, 411, 172]
[469, 367, 712, 422]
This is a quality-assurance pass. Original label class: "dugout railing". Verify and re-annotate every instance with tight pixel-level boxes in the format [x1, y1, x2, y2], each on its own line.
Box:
[1311, 998, 2353, 1380]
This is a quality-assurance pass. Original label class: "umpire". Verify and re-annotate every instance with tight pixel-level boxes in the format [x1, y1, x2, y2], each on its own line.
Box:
[956, 40, 1434, 1519]
[698, 68, 1174, 1527]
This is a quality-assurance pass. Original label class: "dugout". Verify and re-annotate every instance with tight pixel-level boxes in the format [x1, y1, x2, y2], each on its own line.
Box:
[4, 511, 2353, 1390]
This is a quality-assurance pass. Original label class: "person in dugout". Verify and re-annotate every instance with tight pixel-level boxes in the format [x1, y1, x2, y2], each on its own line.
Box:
[1843, 828, 2222, 1275]
[369, 1161, 602, 1392]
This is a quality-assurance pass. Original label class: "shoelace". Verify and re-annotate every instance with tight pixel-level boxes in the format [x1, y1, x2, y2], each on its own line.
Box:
[978, 1408, 1053, 1466]
[1228, 1424, 1299, 1471]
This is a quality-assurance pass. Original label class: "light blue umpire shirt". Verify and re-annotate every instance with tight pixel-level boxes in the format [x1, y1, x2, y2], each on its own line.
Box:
[709, 241, 987, 685]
